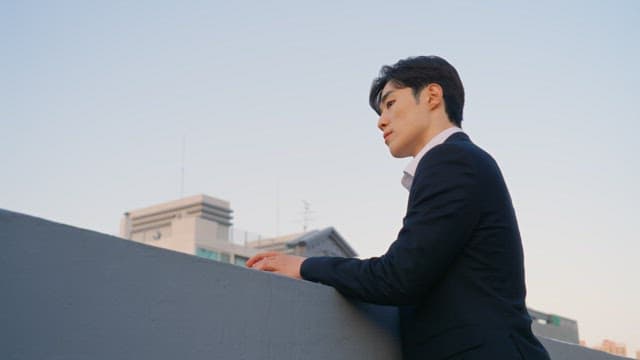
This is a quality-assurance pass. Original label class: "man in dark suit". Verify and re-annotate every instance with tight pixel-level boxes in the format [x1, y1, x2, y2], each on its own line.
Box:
[247, 56, 550, 359]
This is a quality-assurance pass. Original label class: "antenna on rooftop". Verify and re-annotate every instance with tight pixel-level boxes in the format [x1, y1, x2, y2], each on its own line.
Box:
[180, 135, 186, 198]
[275, 180, 280, 237]
[301, 200, 314, 232]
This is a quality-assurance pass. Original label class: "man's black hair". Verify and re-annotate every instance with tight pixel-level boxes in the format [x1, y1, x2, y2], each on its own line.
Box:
[369, 55, 465, 127]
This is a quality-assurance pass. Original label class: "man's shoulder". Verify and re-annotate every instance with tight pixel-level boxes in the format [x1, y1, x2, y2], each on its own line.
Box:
[421, 134, 489, 166]
[414, 134, 500, 185]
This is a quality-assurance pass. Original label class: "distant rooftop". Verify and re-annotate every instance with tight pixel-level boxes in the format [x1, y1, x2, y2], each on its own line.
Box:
[125, 194, 231, 218]
[249, 227, 357, 258]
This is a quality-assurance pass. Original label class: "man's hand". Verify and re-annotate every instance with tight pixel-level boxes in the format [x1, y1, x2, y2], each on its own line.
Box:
[246, 251, 306, 279]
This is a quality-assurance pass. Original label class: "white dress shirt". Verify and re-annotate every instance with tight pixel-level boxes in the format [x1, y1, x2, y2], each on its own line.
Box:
[401, 127, 464, 191]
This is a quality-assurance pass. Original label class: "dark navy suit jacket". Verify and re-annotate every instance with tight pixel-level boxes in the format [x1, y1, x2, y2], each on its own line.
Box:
[301, 133, 550, 359]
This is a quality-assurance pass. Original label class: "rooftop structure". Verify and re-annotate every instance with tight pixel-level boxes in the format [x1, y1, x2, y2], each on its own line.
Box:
[529, 308, 580, 344]
[248, 227, 357, 257]
[120, 194, 257, 265]
[120, 195, 357, 266]
[594, 339, 628, 357]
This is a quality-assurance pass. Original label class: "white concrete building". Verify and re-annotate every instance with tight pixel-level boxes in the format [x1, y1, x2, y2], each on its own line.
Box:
[120, 194, 258, 266]
[120, 194, 357, 266]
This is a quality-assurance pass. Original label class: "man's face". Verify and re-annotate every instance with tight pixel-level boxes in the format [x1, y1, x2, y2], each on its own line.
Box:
[377, 82, 431, 158]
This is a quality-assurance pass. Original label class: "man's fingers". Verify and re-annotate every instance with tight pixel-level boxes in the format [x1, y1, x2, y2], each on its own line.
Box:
[246, 253, 304, 280]
[245, 254, 263, 267]
[251, 258, 277, 272]
[246, 251, 280, 268]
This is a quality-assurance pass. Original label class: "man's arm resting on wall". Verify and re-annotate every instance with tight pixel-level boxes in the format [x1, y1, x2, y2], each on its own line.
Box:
[249, 144, 480, 306]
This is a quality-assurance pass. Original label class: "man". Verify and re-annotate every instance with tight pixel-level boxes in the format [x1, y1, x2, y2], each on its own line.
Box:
[247, 56, 550, 359]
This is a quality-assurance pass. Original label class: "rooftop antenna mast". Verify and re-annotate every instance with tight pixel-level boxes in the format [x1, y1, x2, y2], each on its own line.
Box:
[301, 200, 314, 232]
[180, 135, 186, 198]
[275, 180, 280, 237]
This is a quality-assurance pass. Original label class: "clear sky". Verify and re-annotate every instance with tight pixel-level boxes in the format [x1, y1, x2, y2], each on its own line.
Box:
[2, 0, 639, 354]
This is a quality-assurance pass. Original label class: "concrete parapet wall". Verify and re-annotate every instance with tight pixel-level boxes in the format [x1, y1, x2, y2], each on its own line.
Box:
[0, 209, 630, 359]
[0, 209, 400, 360]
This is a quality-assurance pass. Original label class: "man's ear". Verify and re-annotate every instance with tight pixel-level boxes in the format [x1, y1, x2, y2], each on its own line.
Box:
[420, 83, 443, 110]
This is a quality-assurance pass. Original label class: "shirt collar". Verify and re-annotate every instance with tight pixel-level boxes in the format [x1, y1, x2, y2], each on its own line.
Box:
[401, 127, 463, 191]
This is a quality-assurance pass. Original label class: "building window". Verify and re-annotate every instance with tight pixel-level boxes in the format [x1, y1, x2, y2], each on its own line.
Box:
[234, 255, 249, 267]
[196, 247, 220, 261]
[220, 253, 230, 263]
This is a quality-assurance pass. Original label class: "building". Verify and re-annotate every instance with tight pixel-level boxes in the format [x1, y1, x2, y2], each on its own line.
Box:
[120, 194, 357, 266]
[248, 227, 357, 257]
[593, 339, 627, 357]
[529, 308, 580, 344]
[120, 194, 257, 266]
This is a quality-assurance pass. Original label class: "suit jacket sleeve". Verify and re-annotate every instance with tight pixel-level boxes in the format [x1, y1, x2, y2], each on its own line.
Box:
[300, 143, 481, 305]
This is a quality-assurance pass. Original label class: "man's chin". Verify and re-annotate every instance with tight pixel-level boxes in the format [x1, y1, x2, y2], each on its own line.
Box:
[389, 149, 412, 159]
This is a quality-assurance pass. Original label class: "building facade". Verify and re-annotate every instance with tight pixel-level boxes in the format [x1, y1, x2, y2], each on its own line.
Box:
[120, 194, 258, 266]
[248, 227, 357, 258]
[120, 194, 357, 266]
[529, 308, 580, 344]
[593, 339, 627, 357]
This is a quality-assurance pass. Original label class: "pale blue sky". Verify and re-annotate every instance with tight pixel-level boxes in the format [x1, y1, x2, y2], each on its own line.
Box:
[2, 0, 639, 353]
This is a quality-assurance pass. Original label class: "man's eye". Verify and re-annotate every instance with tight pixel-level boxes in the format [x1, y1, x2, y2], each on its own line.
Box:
[386, 100, 395, 109]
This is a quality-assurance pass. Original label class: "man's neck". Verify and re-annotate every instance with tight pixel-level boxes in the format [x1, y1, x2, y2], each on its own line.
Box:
[414, 119, 458, 157]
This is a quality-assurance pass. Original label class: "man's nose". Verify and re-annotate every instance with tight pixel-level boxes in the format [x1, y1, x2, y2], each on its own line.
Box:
[377, 114, 388, 131]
